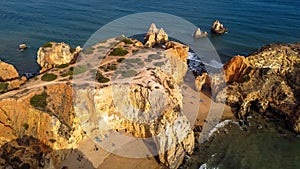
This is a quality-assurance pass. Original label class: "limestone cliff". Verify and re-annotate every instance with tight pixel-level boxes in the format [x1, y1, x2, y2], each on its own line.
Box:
[0, 83, 84, 168]
[0, 34, 195, 169]
[0, 61, 27, 93]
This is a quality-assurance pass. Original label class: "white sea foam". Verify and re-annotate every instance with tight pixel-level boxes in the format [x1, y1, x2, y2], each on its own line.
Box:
[199, 163, 220, 169]
[208, 120, 238, 138]
[188, 52, 223, 68]
[199, 163, 207, 169]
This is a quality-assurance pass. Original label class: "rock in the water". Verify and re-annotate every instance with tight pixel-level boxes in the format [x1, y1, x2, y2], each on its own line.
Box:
[19, 43, 28, 50]
[37, 42, 81, 73]
[144, 23, 169, 48]
[0, 61, 19, 81]
[211, 20, 228, 34]
[212, 42, 300, 133]
[193, 28, 208, 38]
[156, 28, 169, 44]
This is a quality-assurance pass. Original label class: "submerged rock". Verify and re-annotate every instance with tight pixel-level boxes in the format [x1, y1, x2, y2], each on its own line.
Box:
[211, 20, 228, 34]
[37, 42, 81, 73]
[210, 42, 300, 133]
[193, 28, 208, 38]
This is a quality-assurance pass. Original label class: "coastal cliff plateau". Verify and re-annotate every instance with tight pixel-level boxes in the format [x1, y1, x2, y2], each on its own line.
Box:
[0, 25, 195, 169]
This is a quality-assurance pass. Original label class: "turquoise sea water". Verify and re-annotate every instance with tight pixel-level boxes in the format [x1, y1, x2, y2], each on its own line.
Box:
[0, 0, 299, 74]
[1, 1, 300, 169]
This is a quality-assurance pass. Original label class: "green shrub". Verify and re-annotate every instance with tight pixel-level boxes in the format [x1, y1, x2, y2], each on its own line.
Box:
[41, 73, 57, 81]
[117, 58, 126, 63]
[82, 47, 95, 55]
[42, 42, 53, 48]
[22, 123, 29, 130]
[30, 92, 48, 108]
[95, 72, 110, 83]
[125, 58, 141, 63]
[121, 38, 133, 44]
[109, 47, 129, 56]
[56, 64, 69, 69]
[154, 62, 164, 67]
[121, 70, 137, 78]
[73, 65, 87, 75]
[148, 54, 161, 60]
[0, 82, 8, 93]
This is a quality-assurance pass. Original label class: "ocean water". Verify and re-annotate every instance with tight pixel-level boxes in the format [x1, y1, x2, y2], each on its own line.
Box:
[1, 1, 300, 169]
[0, 0, 299, 74]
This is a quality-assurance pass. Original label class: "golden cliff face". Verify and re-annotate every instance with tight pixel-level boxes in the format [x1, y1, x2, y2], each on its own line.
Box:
[0, 83, 84, 168]
[0, 33, 195, 169]
[198, 43, 300, 133]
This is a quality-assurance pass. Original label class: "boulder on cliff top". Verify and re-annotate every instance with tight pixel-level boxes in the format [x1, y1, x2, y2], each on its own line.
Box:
[211, 20, 228, 34]
[0, 61, 19, 81]
[37, 42, 81, 73]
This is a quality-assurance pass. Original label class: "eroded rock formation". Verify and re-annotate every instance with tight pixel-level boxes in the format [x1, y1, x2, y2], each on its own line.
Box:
[37, 42, 81, 73]
[0, 83, 84, 168]
[144, 23, 169, 48]
[0, 61, 26, 93]
[211, 20, 228, 35]
[193, 28, 208, 38]
[209, 43, 300, 132]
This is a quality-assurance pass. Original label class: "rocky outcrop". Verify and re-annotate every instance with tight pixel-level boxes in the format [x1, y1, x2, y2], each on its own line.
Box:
[0, 83, 84, 168]
[211, 43, 300, 132]
[144, 23, 169, 48]
[0, 61, 27, 93]
[211, 20, 228, 35]
[75, 68, 194, 169]
[222, 55, 251, 83]
[37, 42, 81, 73]
[0, 61, 19, 81]
[165, 41, 189, 61]
[193, 28, 208, 38]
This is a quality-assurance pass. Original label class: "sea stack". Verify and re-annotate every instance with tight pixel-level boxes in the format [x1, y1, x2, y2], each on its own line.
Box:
[193, 28, 208, 38]
[211, 20, 228, 34]
[144, 23, 169, 48]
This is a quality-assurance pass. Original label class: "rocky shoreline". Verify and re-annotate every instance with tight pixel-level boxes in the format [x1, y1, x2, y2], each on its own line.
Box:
[0, 23, 299, 169]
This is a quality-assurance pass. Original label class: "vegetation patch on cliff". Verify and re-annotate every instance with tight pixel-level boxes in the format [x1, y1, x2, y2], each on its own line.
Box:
[95, 72, 110, 83]
[82, 47, 95, 55]
[41, 73, 57, 81]
[109, 47, 129, 56]
[73, 65, 87, 75]
[121, 38, 134, 45]
[30, 92, 48, 108]
[42, 42, 53, 48]
[56, 63, 69, 69]
[0, 82, 8, 93]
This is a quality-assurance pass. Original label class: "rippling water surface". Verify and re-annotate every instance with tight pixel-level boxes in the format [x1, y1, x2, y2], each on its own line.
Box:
[0, 0, 299, 73]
